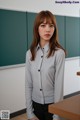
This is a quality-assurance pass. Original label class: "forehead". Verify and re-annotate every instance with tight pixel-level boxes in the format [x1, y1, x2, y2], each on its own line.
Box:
[40, 18, 53, 24]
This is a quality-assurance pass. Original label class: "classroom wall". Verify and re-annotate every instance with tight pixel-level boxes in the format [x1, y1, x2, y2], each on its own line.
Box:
[0, 0, 80, 114]
[0, 0, 80, 17]
[0, 59, 80, 113]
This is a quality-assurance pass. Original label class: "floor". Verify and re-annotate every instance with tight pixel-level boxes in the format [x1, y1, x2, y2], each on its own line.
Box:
[10, 113, 68, 120]
[10, 113, 27, 120]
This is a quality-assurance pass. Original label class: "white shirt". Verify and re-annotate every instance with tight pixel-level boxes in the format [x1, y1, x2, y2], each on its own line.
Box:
[25, 43, 65, 119]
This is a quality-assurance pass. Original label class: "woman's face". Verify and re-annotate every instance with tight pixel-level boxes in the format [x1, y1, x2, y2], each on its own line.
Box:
[38, 19, 55, 42]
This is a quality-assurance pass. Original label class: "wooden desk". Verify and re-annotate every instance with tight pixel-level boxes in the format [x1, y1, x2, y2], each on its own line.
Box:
[49, 95, 80, 120]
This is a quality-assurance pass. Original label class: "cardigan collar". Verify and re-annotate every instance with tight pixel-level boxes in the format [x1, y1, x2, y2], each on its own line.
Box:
[36, 42, 49, 53]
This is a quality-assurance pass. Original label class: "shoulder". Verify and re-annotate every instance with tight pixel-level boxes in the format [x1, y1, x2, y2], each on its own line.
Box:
[26, 49, 32, 60]
[55, 48, 65, 58]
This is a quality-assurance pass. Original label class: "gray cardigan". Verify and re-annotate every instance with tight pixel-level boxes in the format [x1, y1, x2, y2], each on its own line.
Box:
[25, 43, 65, 119]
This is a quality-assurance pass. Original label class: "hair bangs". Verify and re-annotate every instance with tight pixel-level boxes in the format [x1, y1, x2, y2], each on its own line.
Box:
[39, 14, 54, 25]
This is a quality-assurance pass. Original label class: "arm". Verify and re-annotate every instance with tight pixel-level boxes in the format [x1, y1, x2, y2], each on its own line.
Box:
[25, 51, 35, 119]
[54, 49, 65, 102]
[53, 49, 65, 120]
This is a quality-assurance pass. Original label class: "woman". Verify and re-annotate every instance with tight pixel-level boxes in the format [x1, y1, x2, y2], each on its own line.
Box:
[25, 10, 66, 120]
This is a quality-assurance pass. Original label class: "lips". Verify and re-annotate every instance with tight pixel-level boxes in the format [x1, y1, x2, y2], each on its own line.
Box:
[44, 34, 51, 37]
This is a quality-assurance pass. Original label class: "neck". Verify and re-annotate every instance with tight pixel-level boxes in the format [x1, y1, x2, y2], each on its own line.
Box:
[40, 40, 49, 48]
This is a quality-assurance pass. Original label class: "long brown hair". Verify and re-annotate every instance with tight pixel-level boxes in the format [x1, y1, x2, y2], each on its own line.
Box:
[30, 10, 66, 60]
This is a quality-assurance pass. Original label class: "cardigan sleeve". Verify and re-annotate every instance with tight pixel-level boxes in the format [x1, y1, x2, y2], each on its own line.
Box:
[25, 51, 35, 119]
[54, 49, 65, 103]
[53, 49, 65, 120]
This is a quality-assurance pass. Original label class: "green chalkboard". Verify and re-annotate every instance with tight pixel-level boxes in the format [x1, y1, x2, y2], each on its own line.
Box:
[27, 12, 37, 49]
[0, 9, 27, 66]
[66, 17, 79, 57]
[0, 10, 80, 67]
[56, 15, 65, 49]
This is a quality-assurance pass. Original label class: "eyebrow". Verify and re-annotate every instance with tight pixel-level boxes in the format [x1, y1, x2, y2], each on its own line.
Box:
[41, 22, 54, 24]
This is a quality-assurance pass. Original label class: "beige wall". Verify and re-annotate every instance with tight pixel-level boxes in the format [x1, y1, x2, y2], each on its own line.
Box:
[0, 0, 80, 17]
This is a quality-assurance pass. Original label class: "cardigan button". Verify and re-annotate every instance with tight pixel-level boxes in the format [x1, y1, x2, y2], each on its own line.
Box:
[40, 89, 42, 91]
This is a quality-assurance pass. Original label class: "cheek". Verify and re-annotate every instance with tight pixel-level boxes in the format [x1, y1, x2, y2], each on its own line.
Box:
[51, 30, 55, 36]
[51, 29, 55, 35]
[38, 28, 43, 36]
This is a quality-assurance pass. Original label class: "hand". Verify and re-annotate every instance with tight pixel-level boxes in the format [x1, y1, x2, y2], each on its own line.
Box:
[53, 115, 62, 120]
[29, 117, 39, 120]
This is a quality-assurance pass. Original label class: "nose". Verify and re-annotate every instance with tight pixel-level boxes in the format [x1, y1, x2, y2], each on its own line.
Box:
[46, 25, 50, 31]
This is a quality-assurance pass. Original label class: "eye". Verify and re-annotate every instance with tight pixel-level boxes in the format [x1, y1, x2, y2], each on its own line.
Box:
[40, 24, 46, 27]
[49, 24, 55, 28]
